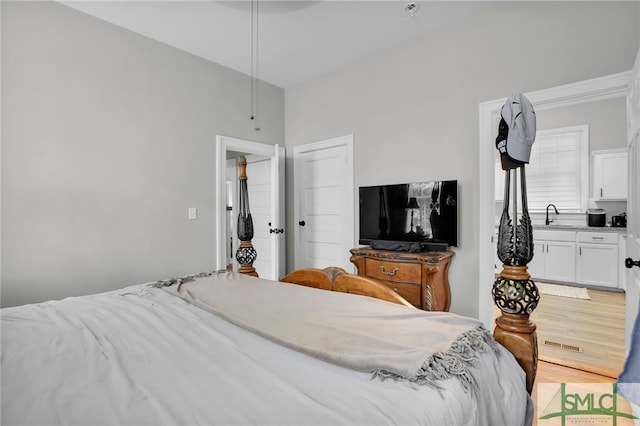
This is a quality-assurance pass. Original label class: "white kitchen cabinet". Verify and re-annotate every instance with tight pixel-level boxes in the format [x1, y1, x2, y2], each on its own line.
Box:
[495, 161, 504, 201]
[527, 241, 546, 279]
[576, 231, 619, 288]
[499, 227, 624, 288]
[530, 230, 576, 283]
[494, 229, 501, 273]
[619, 233, 627, 290]
[542, 241, 577, 282]
[593, 148, 627, 201]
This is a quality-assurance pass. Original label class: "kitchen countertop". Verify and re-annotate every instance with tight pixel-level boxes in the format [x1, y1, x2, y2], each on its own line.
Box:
[496, 224, 627, 233]
[532, 224, 626, 233]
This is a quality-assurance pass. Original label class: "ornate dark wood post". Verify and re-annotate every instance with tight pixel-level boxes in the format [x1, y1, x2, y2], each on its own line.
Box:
[493, 263, 539, 394]
[492, 94, 540, 394]
[235, 156, 258, 277]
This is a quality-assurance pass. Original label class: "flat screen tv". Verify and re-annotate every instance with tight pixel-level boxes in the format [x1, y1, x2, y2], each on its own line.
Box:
[359, 180, 457, 250]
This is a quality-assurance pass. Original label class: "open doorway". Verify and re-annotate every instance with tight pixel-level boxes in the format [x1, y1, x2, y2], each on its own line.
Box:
[215, 136, 285, 280]
[479, 72, 632, 376]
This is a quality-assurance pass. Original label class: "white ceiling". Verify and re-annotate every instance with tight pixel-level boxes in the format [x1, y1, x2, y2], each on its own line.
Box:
[60, 1, 496, 88]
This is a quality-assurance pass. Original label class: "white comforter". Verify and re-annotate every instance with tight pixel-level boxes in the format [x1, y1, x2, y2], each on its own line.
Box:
[2, 280, 531, 426]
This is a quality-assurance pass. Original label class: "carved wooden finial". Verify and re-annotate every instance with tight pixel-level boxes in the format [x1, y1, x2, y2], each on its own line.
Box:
[237, 156, 248, 180]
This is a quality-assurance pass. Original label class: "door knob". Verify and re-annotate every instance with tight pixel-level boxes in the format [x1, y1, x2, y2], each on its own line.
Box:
[298, 221, 306, 226]
[625, 258, 640, 269]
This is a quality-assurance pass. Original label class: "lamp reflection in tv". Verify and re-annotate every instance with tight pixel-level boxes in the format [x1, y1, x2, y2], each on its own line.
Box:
[406, 197, 420, 235]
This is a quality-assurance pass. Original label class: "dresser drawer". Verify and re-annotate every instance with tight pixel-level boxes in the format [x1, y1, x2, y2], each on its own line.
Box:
[351, 248, 454, 312]
[383, 282, 421, 307]
[365, 258, 421, 284]
[576, 231, 618, 244]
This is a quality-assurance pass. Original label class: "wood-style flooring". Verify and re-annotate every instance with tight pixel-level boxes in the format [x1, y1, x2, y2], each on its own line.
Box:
[533, 361, 619, 426]
[496, 285, 625, 377]
[513, 286, 627, 425]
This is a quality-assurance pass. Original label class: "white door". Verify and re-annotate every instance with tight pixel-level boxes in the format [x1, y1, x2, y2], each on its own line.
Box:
[238, 155, 274, 279]
[293, 135, 354, 271]
[215, 137, 285, 280]
[625, 48, 640, 351]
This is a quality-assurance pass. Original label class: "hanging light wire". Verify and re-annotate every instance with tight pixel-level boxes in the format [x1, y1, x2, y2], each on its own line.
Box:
[250, 0, 253, 121]
[250, 0, 260, 131]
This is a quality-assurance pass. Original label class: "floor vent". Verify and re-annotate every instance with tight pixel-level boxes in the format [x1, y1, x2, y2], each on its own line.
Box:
[543, 340, 583, 353]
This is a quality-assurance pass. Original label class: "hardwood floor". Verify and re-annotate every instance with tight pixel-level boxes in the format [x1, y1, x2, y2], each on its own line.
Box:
[533, 361, 620, 426]
[496, 284, 625, 377]
[494, 284, 628, 424]
[536, 359, 617, 384]
[531, 286, 625, 377]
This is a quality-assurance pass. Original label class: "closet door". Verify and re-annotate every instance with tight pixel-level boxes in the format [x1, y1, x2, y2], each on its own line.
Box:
[294, 136, 354, 272]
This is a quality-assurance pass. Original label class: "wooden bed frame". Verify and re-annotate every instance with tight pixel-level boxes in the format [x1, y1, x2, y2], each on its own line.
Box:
[280, 266, 415, 308]
[280, 266, 537, 394]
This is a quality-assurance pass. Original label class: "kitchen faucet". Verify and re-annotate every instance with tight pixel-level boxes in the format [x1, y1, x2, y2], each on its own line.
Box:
[545, 204, 559, 225]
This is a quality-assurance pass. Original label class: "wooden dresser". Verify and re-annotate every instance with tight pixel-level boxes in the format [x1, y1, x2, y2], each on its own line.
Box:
[349, 247, 454, 311]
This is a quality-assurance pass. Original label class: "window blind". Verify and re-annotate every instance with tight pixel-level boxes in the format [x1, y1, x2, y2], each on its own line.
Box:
[497, 125, 588, 213]
[526, 125, 588, 212]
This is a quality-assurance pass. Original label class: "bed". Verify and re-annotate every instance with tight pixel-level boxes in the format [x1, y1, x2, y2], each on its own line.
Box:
[1, 268, 533, 426]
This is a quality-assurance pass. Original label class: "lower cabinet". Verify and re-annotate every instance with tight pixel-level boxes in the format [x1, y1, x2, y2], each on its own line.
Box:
[576, 232, 619, 288]
[494, 230, 501, 274]
[527, 241, 545, 278]
[529, 241, 576, 282]
[527, 228, 622, 288]
[529, 237, 576, 283]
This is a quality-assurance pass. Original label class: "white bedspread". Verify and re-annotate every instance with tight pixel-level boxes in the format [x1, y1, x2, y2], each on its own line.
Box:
[1, 280, 531, 426]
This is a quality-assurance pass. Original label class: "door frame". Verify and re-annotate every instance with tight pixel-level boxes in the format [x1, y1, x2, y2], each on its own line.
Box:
[625, 48, 640, 352]
[293, 135, 354, 271]
[215, 136, 285, 277]
[478, 71, 631, 330]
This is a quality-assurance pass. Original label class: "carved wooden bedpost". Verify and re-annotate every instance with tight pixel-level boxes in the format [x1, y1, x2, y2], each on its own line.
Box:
[235, 156, 258, 277]
[492, 94, 540, 394]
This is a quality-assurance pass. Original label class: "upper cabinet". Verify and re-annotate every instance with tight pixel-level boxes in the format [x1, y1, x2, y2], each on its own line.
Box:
[593, 148, 628, 201]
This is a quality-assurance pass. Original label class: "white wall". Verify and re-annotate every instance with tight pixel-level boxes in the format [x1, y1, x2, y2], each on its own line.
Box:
[540, 97, 628, 218]
[284, 1, 640, 317]
[1, 1, 285, 307]
[3, 1, 638, 314]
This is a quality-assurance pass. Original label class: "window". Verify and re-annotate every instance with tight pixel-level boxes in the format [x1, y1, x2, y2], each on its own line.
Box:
[496, 125, 589, 213]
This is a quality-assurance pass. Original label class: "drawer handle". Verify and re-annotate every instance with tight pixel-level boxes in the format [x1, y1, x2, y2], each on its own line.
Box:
[379, 266, 399, 276]
[591, 237, 604, 240]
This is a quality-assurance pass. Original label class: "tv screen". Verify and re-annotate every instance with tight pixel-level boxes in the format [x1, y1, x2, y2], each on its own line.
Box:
[359, 180, 457, 248]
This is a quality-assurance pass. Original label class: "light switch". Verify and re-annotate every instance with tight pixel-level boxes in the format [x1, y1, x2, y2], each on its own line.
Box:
[188, 207, 197, 220]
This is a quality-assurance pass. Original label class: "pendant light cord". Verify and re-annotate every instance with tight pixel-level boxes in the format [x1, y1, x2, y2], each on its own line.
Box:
[250, 0, 260, 131]
[250, 0, 254, 120]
